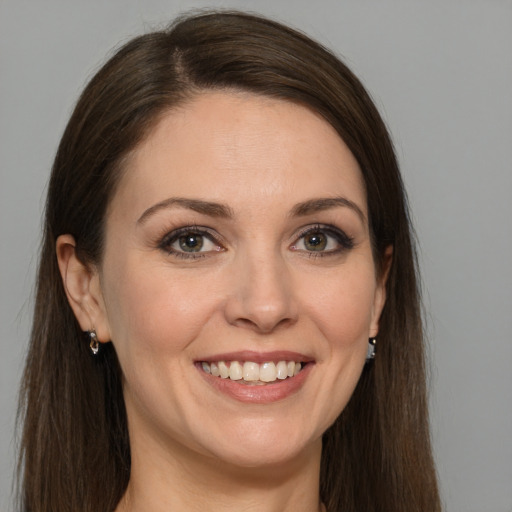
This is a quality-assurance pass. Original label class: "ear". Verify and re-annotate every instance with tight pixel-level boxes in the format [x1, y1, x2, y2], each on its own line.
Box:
[56, 234, 111, 343]
[369, 245, 393, 338]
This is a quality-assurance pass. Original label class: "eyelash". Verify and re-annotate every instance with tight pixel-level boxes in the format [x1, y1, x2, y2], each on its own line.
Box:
[157, 224, 354, 260]
[158, 226, 223, 259]
[292, 224, 355, 258]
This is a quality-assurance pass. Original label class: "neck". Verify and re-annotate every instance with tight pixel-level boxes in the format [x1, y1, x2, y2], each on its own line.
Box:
[116, 431, 323, 512]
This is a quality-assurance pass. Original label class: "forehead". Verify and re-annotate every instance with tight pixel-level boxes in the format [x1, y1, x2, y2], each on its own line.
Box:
[110, 91, 366, 221]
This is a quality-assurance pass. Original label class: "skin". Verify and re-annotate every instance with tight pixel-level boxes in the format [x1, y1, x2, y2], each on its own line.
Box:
[57, 92, 390, 512]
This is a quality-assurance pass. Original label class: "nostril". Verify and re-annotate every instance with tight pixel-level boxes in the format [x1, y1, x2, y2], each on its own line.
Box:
[223, 261, 299, 332]
[230, 314, 296, 334]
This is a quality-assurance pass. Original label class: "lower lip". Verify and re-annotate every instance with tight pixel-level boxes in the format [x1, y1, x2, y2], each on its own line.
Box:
[196, 363, 313, 404]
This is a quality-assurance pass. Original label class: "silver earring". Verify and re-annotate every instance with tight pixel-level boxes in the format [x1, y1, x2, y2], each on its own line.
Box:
[87, 330, 99, 355]
[366, 337, 376, 361]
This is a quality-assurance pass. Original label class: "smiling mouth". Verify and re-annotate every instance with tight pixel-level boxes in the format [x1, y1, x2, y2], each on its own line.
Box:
[199, 360, 305, 385]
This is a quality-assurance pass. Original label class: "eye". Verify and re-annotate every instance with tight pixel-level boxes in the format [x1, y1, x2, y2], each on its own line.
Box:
[159, 227, 223, 258]
[302, 231, 330, 251]
[176, 233, 206, 252]
[291, 225, 354, 256]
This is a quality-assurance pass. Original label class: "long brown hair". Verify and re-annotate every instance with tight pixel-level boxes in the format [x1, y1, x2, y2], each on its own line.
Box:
[17, 11, 440, 512]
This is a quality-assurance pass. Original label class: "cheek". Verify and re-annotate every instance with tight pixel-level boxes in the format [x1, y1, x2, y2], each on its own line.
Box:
[102, 260, 219, 365]
[304, 264, 377, 352]
[294, 263, 377, 433]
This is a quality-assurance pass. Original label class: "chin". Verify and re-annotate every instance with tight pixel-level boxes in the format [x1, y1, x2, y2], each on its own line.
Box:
[196, 416, 322, 471]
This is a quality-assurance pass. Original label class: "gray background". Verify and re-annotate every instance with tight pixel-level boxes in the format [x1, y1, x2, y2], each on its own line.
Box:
[1, 0, 511, 511]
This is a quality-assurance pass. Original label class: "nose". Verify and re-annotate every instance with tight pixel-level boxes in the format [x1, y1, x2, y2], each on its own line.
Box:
[224, 250, 298, 334]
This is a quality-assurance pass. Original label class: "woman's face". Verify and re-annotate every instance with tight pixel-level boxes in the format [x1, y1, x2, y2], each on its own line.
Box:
[95, 92, 387, 469]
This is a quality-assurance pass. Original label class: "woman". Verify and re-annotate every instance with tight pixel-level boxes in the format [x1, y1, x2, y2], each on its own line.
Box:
[17, 10, 440, 512]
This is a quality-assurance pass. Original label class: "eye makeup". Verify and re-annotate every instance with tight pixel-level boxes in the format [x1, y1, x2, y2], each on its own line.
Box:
[290, 224, 355, 258]
[158, 225, 225, 259]
[155, 222, 355, 261]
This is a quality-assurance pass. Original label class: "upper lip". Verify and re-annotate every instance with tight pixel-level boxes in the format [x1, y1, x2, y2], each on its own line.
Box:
[195, 350, 314, 364]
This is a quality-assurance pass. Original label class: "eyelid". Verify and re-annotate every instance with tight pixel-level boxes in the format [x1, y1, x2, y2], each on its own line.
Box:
[156, 223, 354, 260]
[158, 225, 225, 258]
[291, 223, 355, 253]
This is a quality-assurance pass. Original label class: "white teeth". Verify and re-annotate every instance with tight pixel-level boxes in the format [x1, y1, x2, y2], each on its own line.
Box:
[259, 362, 277, 382]
[201, 360, 305, 382]
[243, 362, 260, 381]
[276, 361, 288, 380]
[229, 361, 243, 380]
[218, 361, 229, 378]
[210, 362, 220, 377]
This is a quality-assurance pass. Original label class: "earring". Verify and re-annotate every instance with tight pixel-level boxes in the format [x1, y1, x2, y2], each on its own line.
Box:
[87, 330, 100, 355]
[366, 337, 376, 361]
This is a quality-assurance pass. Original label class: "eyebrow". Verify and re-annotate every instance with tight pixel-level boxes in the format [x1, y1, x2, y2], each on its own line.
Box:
[290, 197, 366, 223]
[137, 195, 366, 224]
[137, 197, 234, 224]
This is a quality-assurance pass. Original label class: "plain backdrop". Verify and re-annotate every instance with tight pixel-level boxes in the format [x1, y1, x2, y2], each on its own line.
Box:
[1, 1, 511, 511]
